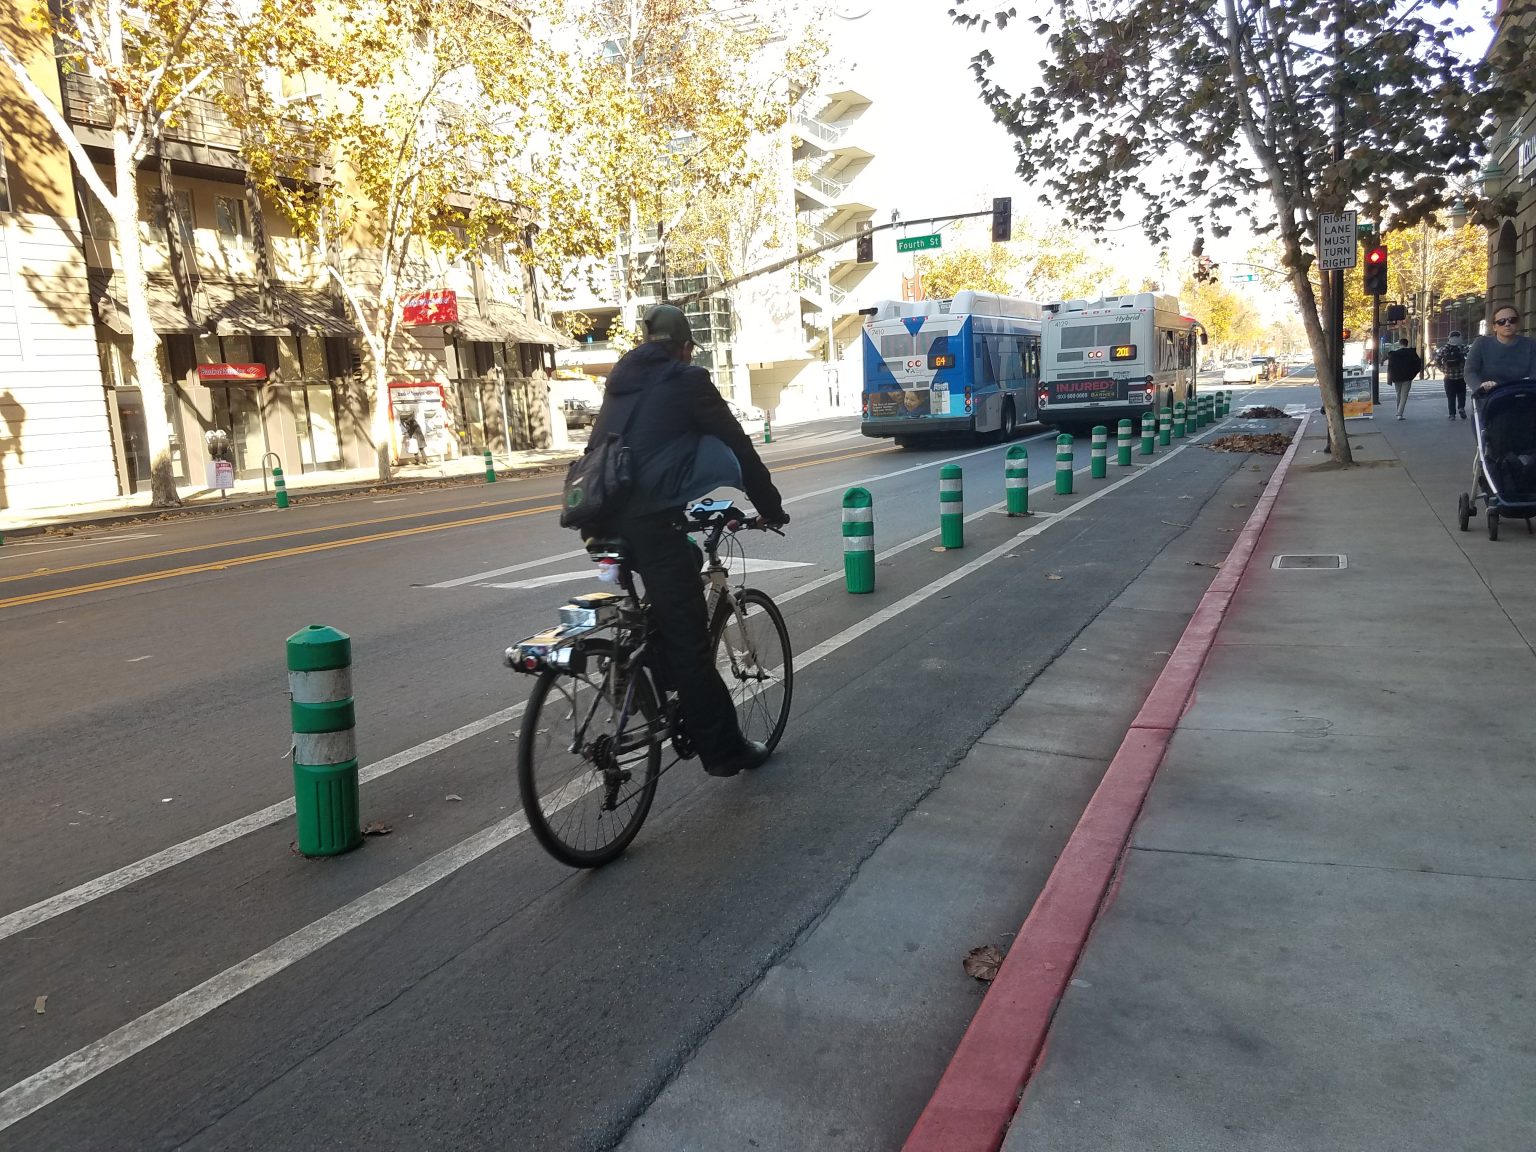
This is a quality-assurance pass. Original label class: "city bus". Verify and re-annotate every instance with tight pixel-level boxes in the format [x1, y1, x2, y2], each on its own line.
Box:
[1038, 292, 1205, 433]
[860, 291, 1043, 445]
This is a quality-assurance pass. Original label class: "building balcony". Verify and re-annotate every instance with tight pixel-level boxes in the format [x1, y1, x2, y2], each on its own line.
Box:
[794, 110, 846, 148]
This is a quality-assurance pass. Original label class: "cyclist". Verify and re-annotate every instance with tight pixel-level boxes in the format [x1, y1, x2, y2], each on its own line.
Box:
[586, 304, 790, 777]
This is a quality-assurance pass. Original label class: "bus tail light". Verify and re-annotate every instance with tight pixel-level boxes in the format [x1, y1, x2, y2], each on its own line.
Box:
[1038, 388, 1048, 408]
[861, 393, 869, 417]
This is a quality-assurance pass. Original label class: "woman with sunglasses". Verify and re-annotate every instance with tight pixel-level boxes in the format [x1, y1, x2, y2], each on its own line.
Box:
[1466, 307, 1536, 395]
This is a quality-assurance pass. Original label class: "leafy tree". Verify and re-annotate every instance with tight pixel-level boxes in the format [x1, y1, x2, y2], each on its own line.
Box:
[244, 0, 593, 480]
[914, 242, 1019, 298]
[952, 0, 1535, 464]
[556, 0, 821, 330]
[0, 0, 305, 504]
[1179, 273, 1263, 357]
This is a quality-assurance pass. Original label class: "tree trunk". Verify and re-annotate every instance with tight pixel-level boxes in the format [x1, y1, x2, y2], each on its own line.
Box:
[367, 338, 393, 482]
[114, 132, 182, 506]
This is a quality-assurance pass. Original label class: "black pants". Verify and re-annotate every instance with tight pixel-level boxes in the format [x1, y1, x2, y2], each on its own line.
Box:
[1445, 377, 1467, 415]
[617, 510, 744, 768]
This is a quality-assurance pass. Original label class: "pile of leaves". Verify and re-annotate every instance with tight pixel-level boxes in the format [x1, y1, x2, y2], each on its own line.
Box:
[1209, 434, 1292, 456]
[1239, 406, 1292, 420]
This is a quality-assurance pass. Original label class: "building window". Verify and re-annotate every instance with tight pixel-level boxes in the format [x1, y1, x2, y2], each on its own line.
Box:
[215, 196, 249, 246]
[0, 140, 10, 212]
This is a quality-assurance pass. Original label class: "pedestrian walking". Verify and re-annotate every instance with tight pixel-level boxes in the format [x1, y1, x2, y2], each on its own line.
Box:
[1386, 340, 1424, 420]
[1438, 331, 1468, 419]
[1466, 306, 1536, 396]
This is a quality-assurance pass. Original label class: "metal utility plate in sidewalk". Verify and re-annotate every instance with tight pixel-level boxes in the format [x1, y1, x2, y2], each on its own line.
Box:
[1272, 553, 1348, 569]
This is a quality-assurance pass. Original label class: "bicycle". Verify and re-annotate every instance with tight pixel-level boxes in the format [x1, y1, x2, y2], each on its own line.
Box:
[507, 499, 794, 867]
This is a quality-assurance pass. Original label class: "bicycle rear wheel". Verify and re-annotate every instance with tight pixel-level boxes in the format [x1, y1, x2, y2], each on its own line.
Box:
[517, 640, 661, 867]
[710, 587, 794, 752]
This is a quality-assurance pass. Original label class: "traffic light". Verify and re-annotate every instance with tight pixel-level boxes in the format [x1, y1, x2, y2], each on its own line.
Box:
[1342, 328, 1352, 340]
[992, 196, 1012, 243]
[1363, 246, 1388, 296]
[856, 222, 873, 264]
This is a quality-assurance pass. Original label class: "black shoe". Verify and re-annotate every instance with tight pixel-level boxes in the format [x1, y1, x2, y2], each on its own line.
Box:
[1460, 410, 1467, 419]
[704, 739, 771, 778]
[1449, 413, 1456, 420]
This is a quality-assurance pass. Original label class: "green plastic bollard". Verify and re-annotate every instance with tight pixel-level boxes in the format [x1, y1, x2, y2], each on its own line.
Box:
[1141, 412, 1156, 455]
[273, 465, 290, 510]
[1055, 433, 1074, 495]
[1117, 419, 1133, 466]
[1220, 390, 1230, 418]
[484, 448, 497, 483]
[939, 464, 964, 549]
[1159, 406, 1172, 446]
[288, 625, 361, 857]
[1204, 394, 1214, 427]
[842, 487, 874, 593]
[763, 413, 773, 444]
[1005, 445, 1030, 516]
[1174, 400, 1187, 438]
[1090, 425, 1108, 479]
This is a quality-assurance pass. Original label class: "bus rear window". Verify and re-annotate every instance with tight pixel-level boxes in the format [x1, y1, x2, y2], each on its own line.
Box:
[1060, 322, 1133, 349]
[880, 333, 913, 357]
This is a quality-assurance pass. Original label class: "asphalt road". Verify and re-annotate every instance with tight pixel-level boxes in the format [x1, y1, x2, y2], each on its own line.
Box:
[0, 394, 1308, 1151]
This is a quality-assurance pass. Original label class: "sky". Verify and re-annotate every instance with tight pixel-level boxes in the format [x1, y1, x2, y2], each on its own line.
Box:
[816, 0, 1503, 322]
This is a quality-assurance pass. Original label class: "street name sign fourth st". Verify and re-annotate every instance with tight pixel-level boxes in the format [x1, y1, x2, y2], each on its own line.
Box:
[896, 233, 943, 254]
[1319, 211, 1357, 271]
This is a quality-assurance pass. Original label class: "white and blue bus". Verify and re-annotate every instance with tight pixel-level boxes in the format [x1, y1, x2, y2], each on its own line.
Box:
[860, 292, 1043, 445]
[1038, 292, 1205, 433]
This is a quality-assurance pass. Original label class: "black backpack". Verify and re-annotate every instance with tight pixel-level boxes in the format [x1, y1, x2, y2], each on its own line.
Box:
[558, 389, 647, 530]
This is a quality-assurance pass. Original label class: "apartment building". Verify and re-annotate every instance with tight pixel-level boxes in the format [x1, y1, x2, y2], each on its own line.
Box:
[1483, 0, 1536, 332]
[0, 5, 569, 513]
[0, 12, 118, 513]
[550, 79, 877, 425]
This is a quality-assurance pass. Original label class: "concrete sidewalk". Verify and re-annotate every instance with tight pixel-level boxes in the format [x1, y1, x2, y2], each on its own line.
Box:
[992, 408, 1536, 1150]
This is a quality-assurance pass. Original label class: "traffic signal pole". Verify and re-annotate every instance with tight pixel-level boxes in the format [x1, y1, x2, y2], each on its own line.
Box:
[1370, 291, 1382, 406]
[671, 201, 1011, 307]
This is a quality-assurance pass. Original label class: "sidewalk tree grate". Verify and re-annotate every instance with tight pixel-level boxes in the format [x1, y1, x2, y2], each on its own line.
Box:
[1272, 553, 1347, 569]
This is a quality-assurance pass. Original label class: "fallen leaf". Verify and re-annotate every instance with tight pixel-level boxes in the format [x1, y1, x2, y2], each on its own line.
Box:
[1046, 573, 1063, 581]
[34, 996, 46, 1015]
[363, 820, 393, 836]
[445, 794, 463, 802]
[289, 840, 300, 854]
[1210, 433, 1290, 455]
[964, 945, 1006, 982]
[931, 546, 946, 552]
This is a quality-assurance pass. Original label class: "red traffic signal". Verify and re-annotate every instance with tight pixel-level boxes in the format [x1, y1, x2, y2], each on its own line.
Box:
[1363, 246, 1388, 296]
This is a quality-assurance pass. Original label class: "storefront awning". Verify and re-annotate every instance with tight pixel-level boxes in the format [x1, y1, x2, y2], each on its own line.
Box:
[203, 285, 359, 338]
[484, 303, 575, 349]
[89, 273, 195, 335]
[88, 274, 357, 338]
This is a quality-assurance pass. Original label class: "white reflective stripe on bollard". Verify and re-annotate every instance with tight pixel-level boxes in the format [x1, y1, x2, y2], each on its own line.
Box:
[294, 731, 358, 766]
[287, 668, 352, 703]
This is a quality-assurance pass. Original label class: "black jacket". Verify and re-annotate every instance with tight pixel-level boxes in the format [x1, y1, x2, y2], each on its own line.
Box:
[1386, 345, 1424, 384]
[592, 342, 785, 521]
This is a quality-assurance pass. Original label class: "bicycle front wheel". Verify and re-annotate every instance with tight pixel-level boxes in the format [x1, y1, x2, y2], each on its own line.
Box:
[710, 587, 794, 752]
[516, 641, 661, 868]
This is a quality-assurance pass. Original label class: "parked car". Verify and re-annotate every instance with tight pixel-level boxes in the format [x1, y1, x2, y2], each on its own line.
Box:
[725, 399, 766, 431]
[562, 398, 598, 429]
[1223, 360, 1263, 384]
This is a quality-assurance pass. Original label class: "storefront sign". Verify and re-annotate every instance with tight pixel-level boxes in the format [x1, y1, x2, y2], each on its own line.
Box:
[197, 363, 268, 382]
[401, 290, 459, 327]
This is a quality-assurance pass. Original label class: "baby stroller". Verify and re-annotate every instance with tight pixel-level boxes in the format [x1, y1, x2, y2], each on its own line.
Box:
[1458, 379, 1536, 540]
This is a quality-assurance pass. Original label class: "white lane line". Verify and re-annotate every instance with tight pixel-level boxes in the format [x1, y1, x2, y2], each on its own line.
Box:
[0, 792, 575, 1133]
[0, 533, 159, 559]
[427, 549, 589, 589]
[795, 442, 1193, 668]
[783, 431, 1058, 508]
[0, 703, 527, 945]
[481, 558, 811, 592]
[0, 434, 1207, 1126]
[424, 435, 1054, 589]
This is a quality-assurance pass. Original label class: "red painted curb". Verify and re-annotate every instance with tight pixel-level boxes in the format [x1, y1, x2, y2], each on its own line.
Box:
[901, 416, 1310, 1152]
